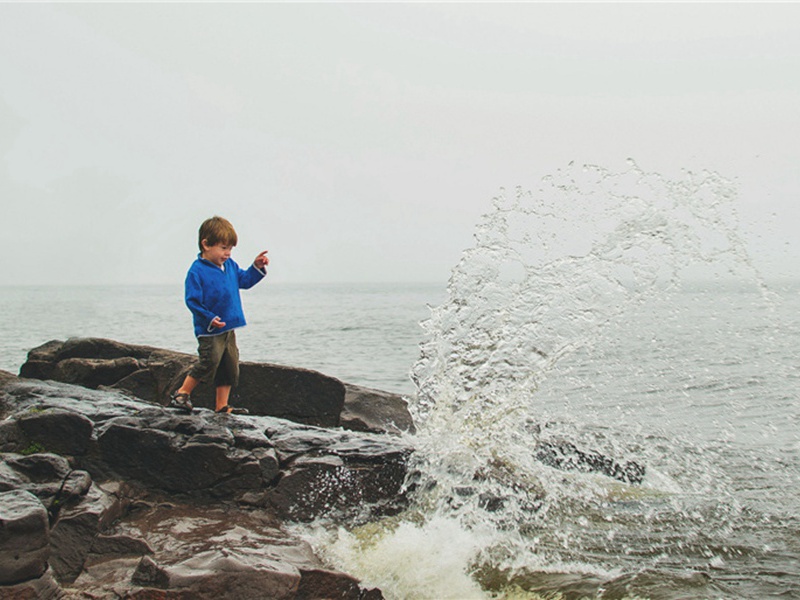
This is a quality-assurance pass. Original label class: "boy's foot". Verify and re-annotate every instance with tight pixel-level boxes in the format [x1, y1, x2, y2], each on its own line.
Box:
[169, 392, 193, 413]
[215, 405, 249, 415]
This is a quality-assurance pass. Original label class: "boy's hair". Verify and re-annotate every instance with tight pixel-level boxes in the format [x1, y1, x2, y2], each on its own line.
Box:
[198, 216, 238, 251]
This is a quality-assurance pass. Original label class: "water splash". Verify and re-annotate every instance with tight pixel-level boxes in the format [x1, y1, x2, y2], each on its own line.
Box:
[412, 160, 757, 428]
[312, 161, 770, 599]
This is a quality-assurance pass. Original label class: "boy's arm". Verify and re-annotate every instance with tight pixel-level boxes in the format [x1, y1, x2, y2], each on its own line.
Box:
[237, 251, 269, 289]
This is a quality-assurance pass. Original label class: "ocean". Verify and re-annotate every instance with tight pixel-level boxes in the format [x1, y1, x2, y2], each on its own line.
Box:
[2, 164, 798, 599]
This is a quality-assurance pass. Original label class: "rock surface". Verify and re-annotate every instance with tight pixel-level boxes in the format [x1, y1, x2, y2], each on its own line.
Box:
[0, 366, 402, 598]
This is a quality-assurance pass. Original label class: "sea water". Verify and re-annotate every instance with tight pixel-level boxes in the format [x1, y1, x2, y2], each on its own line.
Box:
[1, 162, 798, 599]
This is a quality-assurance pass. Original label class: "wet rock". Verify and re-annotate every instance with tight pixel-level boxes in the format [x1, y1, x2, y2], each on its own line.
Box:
[264, 423, 412, 521]
[52, 357, 142, 390]
[49, 482, 128, 583]
[296, 568, 378, 600]
[0, 453, 88, 516]
[0, 489, 50, 584]
[0, 569, 64, 599]
[114, 503, 379, 600]
[0, 368, 17, 393]
[90, 532, 153, 557]
[16, 408, 93, 456]
[342, 383, 415, 435]
[534, 439, 646, 484]
[0, 364, 399, 599]
[19, 338, 413, 433]
[95, 411, 272, 495]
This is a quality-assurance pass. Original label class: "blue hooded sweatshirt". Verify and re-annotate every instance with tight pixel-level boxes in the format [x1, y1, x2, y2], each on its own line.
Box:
[184, 255, 266, 337]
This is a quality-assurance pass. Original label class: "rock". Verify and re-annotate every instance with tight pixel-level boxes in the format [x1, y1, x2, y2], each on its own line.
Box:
[342, 383, 415, 435]
[534, 439, 646, 484]
[295, 568, 374, 600]
[0, 489, 50, 584]
[116, 503, 378, 600]
[226, 362, 346, 428]
[52, 357, 142, 389]
[0, 453, 86, 516]
[95, 410, 268, 495]
[90, 532, 153, 557]
[49, 482, 128, 583]
[0, 569, 64, 599]
[0, 369, 17, 393]
[1, 357, 402, 598]
[264, 423, 412, 521]
[19, 338, 414, 433]
[16, 408, 93, 456]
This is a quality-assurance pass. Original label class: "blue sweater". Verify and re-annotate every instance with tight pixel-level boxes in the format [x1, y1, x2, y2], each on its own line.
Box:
[184, 255, 266, 337]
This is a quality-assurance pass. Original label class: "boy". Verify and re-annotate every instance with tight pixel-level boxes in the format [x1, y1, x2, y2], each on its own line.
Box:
[170, 216, 269, 415]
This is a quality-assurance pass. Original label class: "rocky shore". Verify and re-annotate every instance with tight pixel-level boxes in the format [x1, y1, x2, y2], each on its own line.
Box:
[1, 337, 646, 599]
[1, 338, 416, 599]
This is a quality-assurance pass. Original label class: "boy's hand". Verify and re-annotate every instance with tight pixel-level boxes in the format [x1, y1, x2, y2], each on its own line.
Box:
[210, 316, 226, 329]
[254, 250, 269, 270]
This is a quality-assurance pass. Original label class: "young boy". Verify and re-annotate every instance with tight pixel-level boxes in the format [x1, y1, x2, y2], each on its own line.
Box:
[170, 216, 269, 415]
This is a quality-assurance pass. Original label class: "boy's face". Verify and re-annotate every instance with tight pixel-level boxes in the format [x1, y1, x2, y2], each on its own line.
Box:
[201, 241, 233, 267]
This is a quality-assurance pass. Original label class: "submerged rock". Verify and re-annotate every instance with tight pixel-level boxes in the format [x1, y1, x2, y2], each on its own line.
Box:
[534, 439, 646, 484]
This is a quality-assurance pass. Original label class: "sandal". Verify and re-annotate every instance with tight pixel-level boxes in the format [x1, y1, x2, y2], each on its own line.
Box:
[169, 392, 193, 413]
[215, 405, 249, 415]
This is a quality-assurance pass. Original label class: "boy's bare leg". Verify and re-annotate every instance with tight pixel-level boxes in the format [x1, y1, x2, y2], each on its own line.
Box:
[177, 375, 199, 396]
[215, 385, 232, 412]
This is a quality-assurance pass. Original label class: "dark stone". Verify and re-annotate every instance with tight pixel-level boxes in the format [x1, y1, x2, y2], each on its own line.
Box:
[0, 489, 50, 585]
[342, 383, 415, 435]
[89, 532, 153, 557]
[53, 338, 157, 361]
[48, 482, 128, 583]
[17, 408, 94, 456]
[0, 569, 64, 599]
[108, 368, 160, 403]
[296, 568, 367, 600]
[265, 425, 412, 521]
[534, 439, 646, 484]
[131, 554, 170, 588]
[52, 357, 142, 389]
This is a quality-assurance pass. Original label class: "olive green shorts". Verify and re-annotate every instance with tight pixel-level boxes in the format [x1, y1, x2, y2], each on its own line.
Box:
[189, 330, 239, 388]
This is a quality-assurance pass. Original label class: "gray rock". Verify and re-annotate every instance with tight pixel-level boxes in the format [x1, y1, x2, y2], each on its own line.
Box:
[49, 482, 127, 583]
[16, 407, 94, 456]
[0, 489, 50, 584]
[342, 383, 416, 435]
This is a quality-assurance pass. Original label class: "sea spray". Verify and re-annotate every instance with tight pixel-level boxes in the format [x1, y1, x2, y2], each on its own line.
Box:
[305, 161, 764, 599]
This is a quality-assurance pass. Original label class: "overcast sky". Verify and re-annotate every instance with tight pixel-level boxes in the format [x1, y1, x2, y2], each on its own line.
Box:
[1, 3, 798, 285]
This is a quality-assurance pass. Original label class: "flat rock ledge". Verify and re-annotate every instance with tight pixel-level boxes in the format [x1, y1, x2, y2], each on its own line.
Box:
[19, 337, 415, 435]
[0, 338, 417, 599]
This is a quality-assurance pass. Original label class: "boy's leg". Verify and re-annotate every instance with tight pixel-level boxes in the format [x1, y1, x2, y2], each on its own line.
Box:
[174, 334, 227, 411]
[215, 385, 232, 411]
[214, 332, 245, 413]
[177, 375, 200, 396]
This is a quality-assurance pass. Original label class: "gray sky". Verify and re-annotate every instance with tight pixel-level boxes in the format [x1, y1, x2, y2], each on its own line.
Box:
[2, 3, 798, 285]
